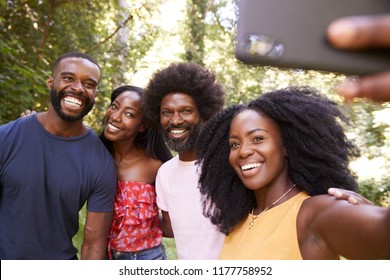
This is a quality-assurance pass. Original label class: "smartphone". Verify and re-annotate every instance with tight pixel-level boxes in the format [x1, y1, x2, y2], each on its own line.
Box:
[235, 0, 390, 75]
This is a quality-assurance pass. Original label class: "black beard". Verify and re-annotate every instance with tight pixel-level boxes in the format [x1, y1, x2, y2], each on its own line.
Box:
[163, 122, 202, 153]
[50, 89, 94, 121]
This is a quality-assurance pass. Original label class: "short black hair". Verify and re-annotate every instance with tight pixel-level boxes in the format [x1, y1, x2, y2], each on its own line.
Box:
[143, 62, 225, 126]
[196, 86, 360, 234]
[51, 52, 102, 81]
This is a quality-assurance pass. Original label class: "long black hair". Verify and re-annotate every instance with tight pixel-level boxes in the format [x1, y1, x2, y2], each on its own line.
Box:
[99, 85, 172, 163]
[196, 86, 360, 234]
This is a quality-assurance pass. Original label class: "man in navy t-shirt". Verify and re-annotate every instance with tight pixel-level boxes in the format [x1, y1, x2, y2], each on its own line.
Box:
[0, 52, 116, 259]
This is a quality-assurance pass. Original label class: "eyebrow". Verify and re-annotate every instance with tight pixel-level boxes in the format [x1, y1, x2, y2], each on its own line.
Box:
[229, 128, 266, 139]
[112, 100, 139, 112]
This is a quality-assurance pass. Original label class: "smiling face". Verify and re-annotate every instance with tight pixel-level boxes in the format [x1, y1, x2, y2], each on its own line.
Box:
[228, 109, 288, 191]
[103, 90, 146, 143]
[160, 93, 202, 155]
[48, 57, 100, 121]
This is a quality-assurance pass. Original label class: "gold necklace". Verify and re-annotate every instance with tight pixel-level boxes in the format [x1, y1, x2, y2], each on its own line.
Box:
[249, 184, 296, 230]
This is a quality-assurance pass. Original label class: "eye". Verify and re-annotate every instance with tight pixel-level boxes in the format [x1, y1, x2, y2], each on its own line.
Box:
[125, 112, 135, 118]
[83, 81, 97, 90]
[109, 103, 118, 110]
[63, 76, 73, 82]
[229, 141, 240, 149]
[161, 110, 172, 116]
[253, 136, 264, 143]
[182, 108, 193, 114]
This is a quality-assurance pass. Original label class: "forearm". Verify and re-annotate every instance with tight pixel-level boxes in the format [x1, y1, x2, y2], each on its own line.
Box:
[162, 225, 174, 238]
[382, 209, 390, 258]
[81, 211, 112, 260]
[160, 210, 174, 238]
[81, 238, 107, 260]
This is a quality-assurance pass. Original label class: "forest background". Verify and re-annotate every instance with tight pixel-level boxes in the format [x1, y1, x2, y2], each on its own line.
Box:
[1, 0, 389, 260]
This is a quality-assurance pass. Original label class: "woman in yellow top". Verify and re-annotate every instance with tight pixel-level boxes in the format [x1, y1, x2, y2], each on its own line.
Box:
[196, 86, 390, 259]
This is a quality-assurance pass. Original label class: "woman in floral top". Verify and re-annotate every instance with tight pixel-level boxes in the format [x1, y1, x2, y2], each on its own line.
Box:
[100, 85, 172, 260]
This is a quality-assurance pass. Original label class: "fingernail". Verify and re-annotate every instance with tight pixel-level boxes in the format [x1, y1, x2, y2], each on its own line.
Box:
[348, 197, 358, 205]
[334, 190, 342, 198]
[337, 78, 361, 100]
[328, 19, 358, 48]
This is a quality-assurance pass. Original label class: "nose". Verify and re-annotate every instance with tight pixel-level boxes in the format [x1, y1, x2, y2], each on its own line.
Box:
[70, 79, 84, 93]
[110, 111, 121, 122]
[239, 143, 254, 158]
[169, 111, 183, 126]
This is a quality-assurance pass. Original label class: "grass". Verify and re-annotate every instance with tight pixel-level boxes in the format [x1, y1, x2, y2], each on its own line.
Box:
[162, 238, 177, 260]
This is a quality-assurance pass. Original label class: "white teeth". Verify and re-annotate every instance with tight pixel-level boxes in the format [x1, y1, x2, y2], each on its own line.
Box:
[107, 123, 121, 131]
[64, 96, 82, 107]
[241, 163, 262, 171]
[171, 129, 186, 135]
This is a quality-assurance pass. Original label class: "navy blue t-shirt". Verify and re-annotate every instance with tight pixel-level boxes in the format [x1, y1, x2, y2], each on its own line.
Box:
[0, 114, 116, 259]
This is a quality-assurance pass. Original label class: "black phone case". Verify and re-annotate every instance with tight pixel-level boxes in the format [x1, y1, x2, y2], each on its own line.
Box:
[236, 0, 390, 75]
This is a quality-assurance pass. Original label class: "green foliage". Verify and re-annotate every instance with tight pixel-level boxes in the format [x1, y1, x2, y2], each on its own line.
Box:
[0, 37, 48, 123]
[182, 0, 208, 64]
[72, 204, 87, 259]
[359, 175, 390, 207]
[0, 0, 162, 125]
[344, 101, 389, 159]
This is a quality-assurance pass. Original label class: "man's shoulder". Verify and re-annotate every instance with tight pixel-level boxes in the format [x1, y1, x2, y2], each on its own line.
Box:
[83, 129, 107, 148]
[155, 156, 178, 179]
[1, 115, 29, 128]
[0, 116, 34, 139]
[158, 155, 178, 169]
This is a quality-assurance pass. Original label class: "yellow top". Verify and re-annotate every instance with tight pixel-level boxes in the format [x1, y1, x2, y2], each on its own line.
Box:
[219, 191, 310, 260]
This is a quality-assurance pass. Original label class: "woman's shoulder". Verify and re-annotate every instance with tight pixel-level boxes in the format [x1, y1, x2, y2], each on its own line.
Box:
[300, 193, 356, 228]
[303, 193, 349, 211]
[146, 156, 164, 171]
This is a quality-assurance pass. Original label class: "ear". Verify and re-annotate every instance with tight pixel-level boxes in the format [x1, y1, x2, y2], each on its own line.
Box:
[139, 123, 148, 133]
[47, 76, 53, 90]
[283, 147, 288, 159]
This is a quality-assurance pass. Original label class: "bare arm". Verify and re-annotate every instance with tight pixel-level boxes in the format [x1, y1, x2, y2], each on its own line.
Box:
[327, 15, 390, 102]
[81, 211, 113, 260]
[305, 196, 390, 259]
[160, 210, 174, 238]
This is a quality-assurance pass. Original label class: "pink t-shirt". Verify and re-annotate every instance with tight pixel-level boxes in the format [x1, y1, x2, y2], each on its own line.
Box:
[156, 155, 225, 259]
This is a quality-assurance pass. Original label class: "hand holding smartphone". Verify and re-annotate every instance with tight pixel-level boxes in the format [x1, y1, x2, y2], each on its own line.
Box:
[236, 0, 390, 75]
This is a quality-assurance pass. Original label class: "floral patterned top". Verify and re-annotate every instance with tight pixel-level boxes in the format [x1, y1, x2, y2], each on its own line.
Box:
[107, 181, 162, 257]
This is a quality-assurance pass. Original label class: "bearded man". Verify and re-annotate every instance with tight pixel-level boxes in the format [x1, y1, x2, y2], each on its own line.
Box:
[0, 52, 116, 260]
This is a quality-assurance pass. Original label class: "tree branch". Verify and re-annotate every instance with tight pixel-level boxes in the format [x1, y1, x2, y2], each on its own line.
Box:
[85, 14, 133, 53]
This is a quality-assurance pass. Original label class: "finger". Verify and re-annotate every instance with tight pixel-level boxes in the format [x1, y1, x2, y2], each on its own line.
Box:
[327, 15, 390, 50]
[327, 188, 343, 198]
[329, 188, 374, 206]
[347, 196, 358, 205]
[337, 72, 390, 102]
